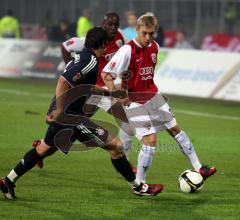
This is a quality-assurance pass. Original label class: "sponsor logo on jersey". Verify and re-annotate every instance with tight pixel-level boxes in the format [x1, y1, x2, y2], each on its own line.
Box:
[108, 61, 116, 70]
[151, 53, 156, 63]
[141, 75, 153, 80]
[73, 72, 81, 82]
[140, 67, 154, 75]
[105, 52, 116, 61]
[140, 67, 154, 80]
[96, 127, 105, 136]
[116, 39, 123, 48]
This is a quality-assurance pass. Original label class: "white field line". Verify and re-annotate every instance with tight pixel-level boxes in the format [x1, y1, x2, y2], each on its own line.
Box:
[0, 88, 51, 98]
[0, 88, 240, 121]
[174, 109, 240, 121]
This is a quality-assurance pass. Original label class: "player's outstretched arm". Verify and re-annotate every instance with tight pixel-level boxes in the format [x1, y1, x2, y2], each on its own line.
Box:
[91, 85, 127, 99]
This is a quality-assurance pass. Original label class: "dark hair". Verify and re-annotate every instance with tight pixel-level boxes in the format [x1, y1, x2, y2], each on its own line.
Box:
[103, 11, 119, 22]
[84, 26, 108, 50]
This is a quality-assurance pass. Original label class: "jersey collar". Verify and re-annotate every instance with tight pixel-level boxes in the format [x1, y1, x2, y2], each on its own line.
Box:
[83, 48, 97, 58]
[133, 38, 152, 48]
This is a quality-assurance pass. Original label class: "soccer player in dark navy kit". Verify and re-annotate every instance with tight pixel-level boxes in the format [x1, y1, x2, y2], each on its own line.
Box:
[0, 27, 163, 200]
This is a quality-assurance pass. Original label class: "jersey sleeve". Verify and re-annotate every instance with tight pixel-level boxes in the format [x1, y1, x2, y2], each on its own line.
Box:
[102, 45, 131, 78]
[62, 37, 85, 53]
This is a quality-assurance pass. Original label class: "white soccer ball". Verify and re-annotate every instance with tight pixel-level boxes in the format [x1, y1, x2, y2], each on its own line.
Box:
[179, 170, 204, 193]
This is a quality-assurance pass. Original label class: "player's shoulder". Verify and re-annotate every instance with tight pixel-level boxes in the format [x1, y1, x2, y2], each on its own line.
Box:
[116, 44, 132, 54]
[62, 37, 85, 52]
[151, 40, 160, 50]
[109, 30, 125, 47]
[63, 37, 82, 46]
[116, 29, 125, 39]
[77, 49, 97, 65]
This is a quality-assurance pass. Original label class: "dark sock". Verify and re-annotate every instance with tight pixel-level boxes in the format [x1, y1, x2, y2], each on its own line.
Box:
[14, 148, 43, 177]
[5, 177, 15, 186]
[111, 155, 136, 182]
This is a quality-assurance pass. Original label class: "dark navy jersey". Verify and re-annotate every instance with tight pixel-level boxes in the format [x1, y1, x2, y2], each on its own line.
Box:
[48, 48, 98, 115]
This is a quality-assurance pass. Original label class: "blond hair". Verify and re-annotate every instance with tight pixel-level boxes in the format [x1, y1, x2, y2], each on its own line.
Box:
[137, 13, 158, 30]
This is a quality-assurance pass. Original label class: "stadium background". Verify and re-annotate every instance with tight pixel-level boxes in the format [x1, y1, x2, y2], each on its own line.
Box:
[0, 0, 240, 219]
[0, 0, 240, 45]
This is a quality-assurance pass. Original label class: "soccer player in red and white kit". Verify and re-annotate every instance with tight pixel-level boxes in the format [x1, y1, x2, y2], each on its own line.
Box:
[102, 13, 217, 184]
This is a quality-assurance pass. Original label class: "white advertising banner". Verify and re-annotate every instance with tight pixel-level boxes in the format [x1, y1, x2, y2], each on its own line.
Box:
[0, 39, 239, 102]
[155, 49, 240, 102]
[0, 39, 63, 78]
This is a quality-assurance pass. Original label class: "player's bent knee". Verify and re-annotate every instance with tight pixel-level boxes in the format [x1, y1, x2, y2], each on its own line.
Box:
[36, 141, 55, 157]
[102, 135, 124, 159]
[142, 134, 157, 146]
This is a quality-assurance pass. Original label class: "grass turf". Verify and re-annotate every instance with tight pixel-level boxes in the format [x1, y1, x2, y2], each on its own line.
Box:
[0, 78, 240, 220]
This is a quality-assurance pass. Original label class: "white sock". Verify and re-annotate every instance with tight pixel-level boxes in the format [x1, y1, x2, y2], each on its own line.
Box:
[136, 144, 156, 183]
[129, 178, 141, 188]
[175, 131, 202, 171]
[7, 169, 18, 183]
[119, 123, 134, 156]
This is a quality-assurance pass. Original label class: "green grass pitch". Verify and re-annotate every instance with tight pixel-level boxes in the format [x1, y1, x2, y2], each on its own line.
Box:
[0, 78, 240, 219]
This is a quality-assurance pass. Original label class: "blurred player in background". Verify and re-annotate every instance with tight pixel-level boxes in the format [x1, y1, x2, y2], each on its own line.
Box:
[122, 11, 138, 41]
[0, 27, 164, 200]
[102, 13, 217, 184]
[0, 10, 20, 38]
[62, 11, 125, 79]
[76, 8, 93, 38]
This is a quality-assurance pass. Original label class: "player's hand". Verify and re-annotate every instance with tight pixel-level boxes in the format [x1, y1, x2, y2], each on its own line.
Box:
[111, 89, 128, 99]
[111, 89, 130, 106]
[117, 96, 131, 106]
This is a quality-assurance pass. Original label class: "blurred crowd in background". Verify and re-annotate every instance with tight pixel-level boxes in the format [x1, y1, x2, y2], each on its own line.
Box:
[0, 0, 239, 51]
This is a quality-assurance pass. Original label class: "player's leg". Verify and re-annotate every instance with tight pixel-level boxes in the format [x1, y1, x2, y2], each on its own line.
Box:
[76, 117, 163, 196]
[118, 123, 137, 173]
[160, 102, 217, 179]
[157, 102, 203, 171]
[136, 133, 157, 183]
[0, 123, 68, 199]
[93, 97, 137, 172]
[119, 122, 134, 156]
[167, 125, 202, 170]
[167, 125, 216, 179]
[123, 101, 159, 183]
[86, 95, 135, 156]
[32, 139, 44, 168]
[86, 94, 134, 154]
[0, 141, 57, 199]
[102, 133, 163, 196]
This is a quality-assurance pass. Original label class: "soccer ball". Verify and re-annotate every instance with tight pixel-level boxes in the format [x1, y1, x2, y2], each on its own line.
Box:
[179, 170, 204, 193]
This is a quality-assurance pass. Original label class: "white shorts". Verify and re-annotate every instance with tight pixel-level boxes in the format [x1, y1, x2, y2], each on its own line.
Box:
[124, 94, 177, 140]
[86, 95, 117, 112]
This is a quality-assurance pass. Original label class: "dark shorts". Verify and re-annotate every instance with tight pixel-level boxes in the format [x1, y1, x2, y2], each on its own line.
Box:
[44, 118, 109, 154]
